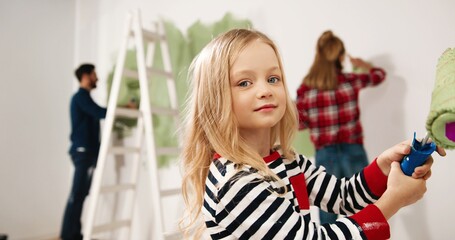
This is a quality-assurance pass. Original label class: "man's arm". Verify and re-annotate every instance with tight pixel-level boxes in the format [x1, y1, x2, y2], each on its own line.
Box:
[77, 93, 107, 119]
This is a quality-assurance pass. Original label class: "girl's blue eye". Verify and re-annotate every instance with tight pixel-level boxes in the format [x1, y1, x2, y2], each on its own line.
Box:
[268, 76, 280, 84]
[238, 81, 251, 87]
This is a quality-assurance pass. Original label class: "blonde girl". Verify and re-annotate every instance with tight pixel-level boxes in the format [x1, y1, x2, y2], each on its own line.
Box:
[180, 28, 441, 239]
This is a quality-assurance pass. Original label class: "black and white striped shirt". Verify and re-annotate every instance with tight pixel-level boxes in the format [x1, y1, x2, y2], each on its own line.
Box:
[203, 150, 390, 239]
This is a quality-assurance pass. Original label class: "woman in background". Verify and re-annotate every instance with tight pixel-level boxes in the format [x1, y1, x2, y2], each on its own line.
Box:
[296, 30, 386, 224]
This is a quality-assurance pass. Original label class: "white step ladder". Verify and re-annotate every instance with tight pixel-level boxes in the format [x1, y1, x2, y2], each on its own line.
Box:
[83, 10, 182, 240]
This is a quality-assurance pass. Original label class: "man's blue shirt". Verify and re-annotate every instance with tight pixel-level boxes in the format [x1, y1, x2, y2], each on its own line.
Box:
[69, 88, 107, 156]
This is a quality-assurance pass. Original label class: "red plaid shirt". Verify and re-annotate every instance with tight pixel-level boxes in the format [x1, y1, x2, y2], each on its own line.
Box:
[296, 68, 386, 149]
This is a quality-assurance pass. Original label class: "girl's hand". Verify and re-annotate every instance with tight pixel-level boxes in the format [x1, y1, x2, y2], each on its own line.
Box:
[387, 162, 427, 206]
[375, 162, 428, 219]
[376, 140, 445, 179]
[376, 140, 411, 176]
[412, 144, 445, 180]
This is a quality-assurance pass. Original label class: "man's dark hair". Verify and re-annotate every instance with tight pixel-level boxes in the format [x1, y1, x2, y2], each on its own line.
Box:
[75, 63, 95, 81]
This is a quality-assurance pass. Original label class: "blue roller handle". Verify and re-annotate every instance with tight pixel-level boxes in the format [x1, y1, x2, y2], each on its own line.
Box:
[401, 132, 436, 176]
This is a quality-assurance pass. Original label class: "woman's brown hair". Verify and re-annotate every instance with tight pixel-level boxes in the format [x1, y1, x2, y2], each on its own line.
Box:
[303, 30, 345, 90]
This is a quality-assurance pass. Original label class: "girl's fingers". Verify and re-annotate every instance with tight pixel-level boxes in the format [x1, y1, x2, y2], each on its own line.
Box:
[436, 146, 446, 156]
[412, 156, 434, 179]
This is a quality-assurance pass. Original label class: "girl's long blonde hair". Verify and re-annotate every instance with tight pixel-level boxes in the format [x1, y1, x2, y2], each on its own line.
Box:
[179, 29, 298, 238]
[303, 30, 345, 90]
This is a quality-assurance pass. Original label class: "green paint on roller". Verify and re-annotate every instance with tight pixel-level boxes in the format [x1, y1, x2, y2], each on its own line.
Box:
[426, 48, 455, 149]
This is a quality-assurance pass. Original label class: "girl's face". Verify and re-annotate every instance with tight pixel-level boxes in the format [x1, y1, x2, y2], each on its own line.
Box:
[229, 40, 286, 133]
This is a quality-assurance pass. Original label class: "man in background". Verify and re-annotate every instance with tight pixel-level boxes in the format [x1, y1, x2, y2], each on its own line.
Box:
[60, 63, 106, 240]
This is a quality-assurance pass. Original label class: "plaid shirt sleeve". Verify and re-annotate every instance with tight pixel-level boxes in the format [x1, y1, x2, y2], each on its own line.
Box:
[296, 87, 309, 130]
[346, 67, 386, 89]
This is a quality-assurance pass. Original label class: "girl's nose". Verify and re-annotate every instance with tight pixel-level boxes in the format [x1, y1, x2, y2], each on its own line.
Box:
[256, 82, 273, 99]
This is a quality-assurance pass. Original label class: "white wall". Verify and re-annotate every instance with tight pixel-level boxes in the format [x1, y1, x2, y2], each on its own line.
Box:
[0, 0, 75, 239]
[1, 0, 454, 239]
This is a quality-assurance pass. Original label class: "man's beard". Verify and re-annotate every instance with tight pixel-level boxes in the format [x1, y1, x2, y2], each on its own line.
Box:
[90, 80, 97, 89]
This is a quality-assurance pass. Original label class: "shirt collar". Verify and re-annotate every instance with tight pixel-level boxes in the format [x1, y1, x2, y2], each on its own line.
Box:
[213, 150, 281, 163]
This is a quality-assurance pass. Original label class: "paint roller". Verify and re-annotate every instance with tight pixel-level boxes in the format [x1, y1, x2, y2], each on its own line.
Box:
[426, 48, 455, 149]
[401, 47, 455, 176]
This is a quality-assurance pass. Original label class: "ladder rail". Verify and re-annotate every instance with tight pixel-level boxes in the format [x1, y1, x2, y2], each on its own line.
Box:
[155, 21, 180, 155]
[145, 41, 155, 68]
[122, 116, 145, 240]
[83, 12, 134, 240]
[156, 21, 179, 111]
[132, 10, 166, 240]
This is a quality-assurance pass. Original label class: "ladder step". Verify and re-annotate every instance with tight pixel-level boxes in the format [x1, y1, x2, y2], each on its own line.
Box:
[141, 29, 166, 42]
[156, 147, 181, 156]
[100, 184, 136, 194]
[151, 106, 179, 116]
[109, 146, 141, 155]
[161, 187, 181, 197]
[164, 230, 182, 240]
[115, 107, 141, 118]
[146, 66, 174, 78]
[122, 68, 140, 79]
[123, 67, 173, 79]
[92, 219, 131, 234]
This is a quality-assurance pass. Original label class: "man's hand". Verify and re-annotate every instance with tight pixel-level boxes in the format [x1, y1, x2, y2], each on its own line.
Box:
[125, 98, 138, 109]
